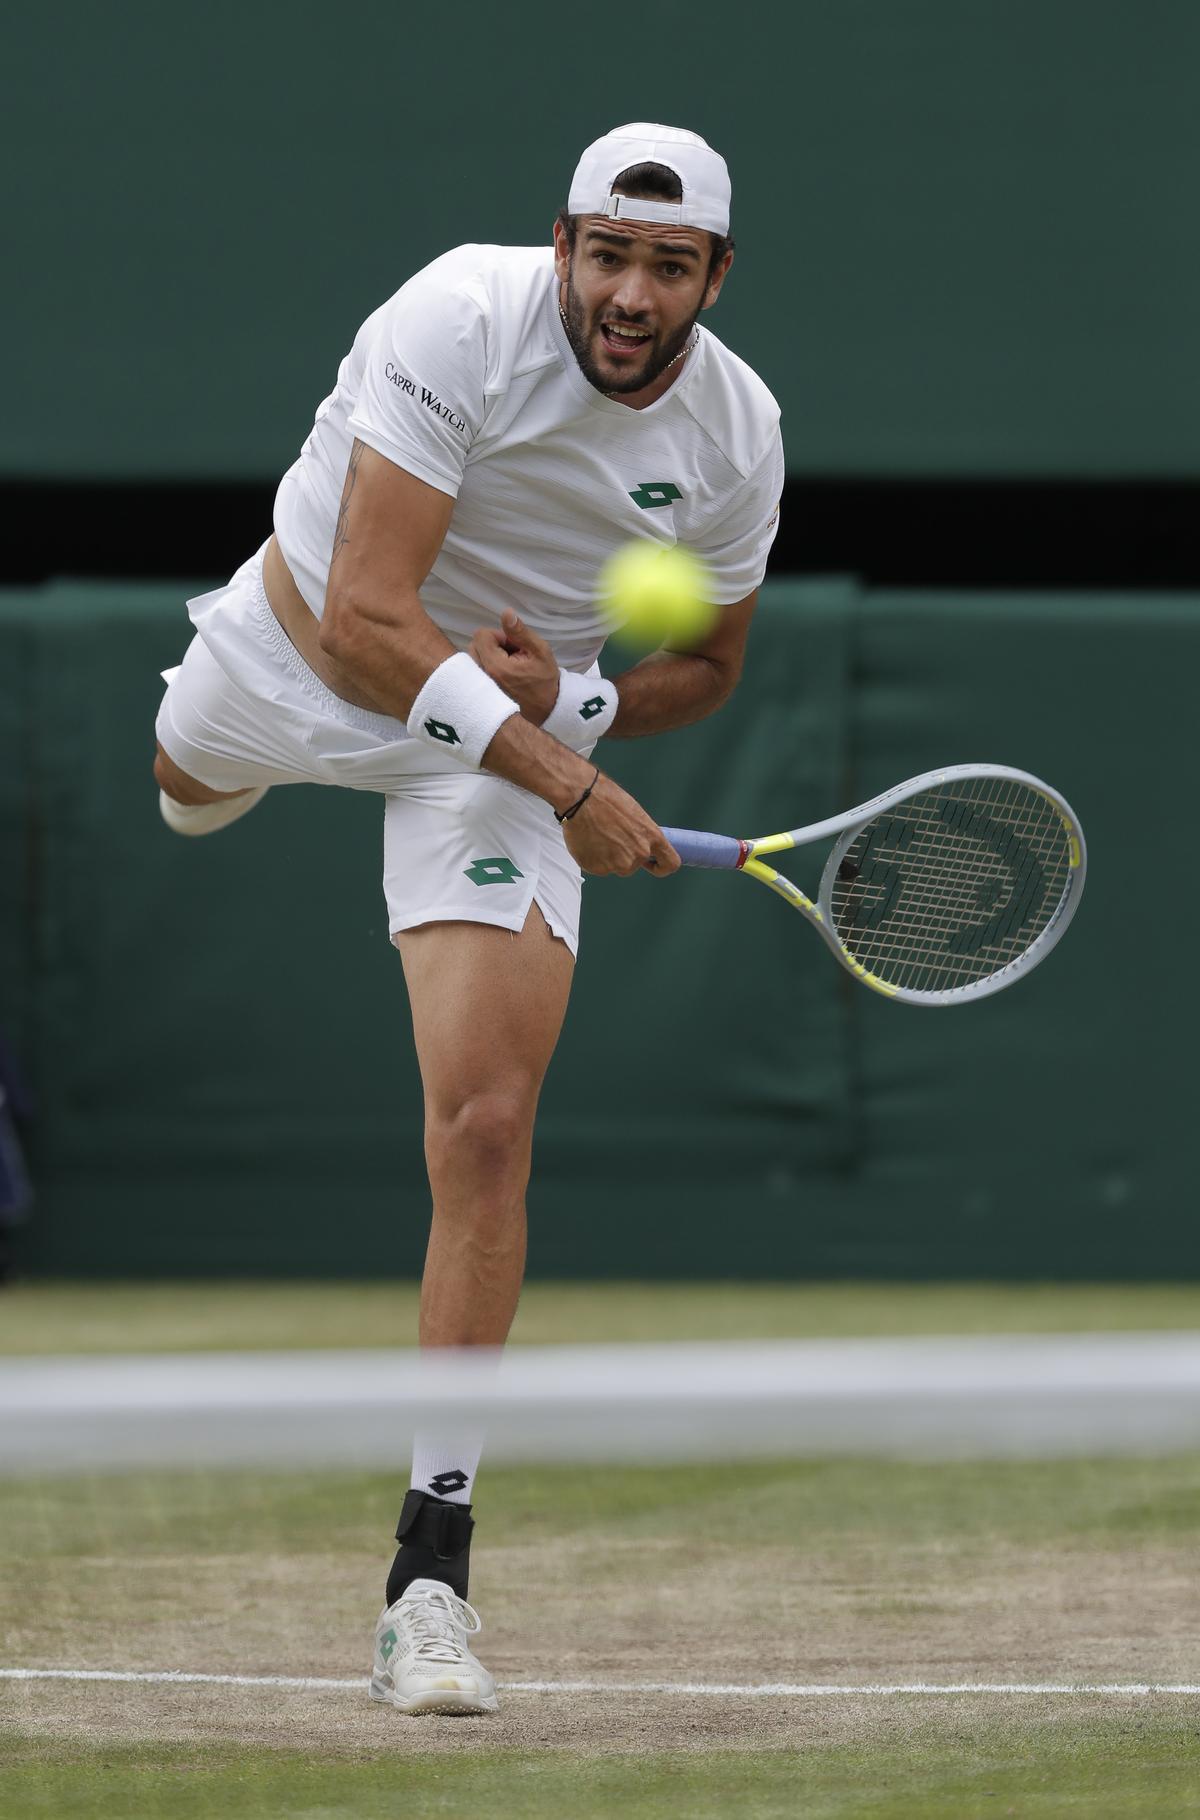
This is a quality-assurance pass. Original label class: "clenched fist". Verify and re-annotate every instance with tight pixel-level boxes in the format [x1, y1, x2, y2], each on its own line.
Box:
[470, 609, 559, 726]
[560, 773, 680, 879]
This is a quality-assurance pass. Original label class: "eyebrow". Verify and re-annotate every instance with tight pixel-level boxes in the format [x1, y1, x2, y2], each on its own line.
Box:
[583, 228, 702, 264]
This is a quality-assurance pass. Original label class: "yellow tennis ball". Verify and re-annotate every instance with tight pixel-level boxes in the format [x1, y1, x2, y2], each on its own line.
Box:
[598, 541, 718, 647]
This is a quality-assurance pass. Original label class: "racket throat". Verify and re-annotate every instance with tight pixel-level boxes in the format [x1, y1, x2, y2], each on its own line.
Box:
[741, 855, 821, 918]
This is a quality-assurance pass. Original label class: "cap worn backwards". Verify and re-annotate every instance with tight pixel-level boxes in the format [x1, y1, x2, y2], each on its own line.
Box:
[568, 122, 731, 237]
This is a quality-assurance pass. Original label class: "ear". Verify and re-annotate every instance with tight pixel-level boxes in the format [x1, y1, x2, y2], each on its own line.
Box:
[702, 248, 734, 311]
[552, 218, 572, 285]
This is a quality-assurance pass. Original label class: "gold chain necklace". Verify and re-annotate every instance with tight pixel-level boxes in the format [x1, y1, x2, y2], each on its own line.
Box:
[559, 303, 697, 394]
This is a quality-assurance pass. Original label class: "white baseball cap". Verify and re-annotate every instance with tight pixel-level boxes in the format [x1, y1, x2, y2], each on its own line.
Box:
[568, 122, 731, 236]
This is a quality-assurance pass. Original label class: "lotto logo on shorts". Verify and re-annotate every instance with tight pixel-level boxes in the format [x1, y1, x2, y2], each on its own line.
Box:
[628, 481, 682, 510]
[464, 857, 525, 887]
[424, 718, 462, 745]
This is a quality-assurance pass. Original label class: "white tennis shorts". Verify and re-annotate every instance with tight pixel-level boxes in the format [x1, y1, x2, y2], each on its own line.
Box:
[155, 543, 584, 954]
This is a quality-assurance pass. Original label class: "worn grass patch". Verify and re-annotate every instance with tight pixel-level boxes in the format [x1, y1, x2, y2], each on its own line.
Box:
[4, 1279, 1199, 1355]
[3, 1458, 1198, 1729]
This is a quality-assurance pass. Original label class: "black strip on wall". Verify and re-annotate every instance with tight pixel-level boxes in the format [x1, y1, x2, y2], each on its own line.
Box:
[4, 479, 1198, 590]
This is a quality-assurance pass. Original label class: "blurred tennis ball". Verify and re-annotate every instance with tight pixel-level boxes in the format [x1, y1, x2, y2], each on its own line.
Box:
[598, 541, 717, 647]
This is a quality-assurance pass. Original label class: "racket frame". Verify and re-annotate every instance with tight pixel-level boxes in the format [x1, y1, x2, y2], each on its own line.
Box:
[681, 764, 1087, 1007]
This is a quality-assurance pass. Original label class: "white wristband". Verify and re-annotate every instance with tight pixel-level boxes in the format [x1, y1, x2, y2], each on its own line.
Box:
[542, 670, 618, 751]
[407, 652, 520, 768]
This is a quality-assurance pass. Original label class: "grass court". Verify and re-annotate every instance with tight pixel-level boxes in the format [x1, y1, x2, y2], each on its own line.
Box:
[3, 1282, 1199, 1816]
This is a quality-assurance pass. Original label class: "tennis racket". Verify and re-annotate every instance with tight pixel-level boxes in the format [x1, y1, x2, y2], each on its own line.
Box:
[661, 764, 1086, 1006]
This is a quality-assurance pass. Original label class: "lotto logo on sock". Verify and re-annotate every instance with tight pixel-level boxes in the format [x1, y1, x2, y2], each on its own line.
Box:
[429, 1470, 469, 1497]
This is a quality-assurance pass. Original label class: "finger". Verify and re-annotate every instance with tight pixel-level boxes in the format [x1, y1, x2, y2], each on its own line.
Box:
[502, 608, 551, 654]
[644, 833, 681, 877]
[471, 637, 505, 678]
[499, 608, 528, 644]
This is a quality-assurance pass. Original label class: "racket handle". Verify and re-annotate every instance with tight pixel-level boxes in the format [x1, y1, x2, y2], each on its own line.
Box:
[660, 826, 746, 870]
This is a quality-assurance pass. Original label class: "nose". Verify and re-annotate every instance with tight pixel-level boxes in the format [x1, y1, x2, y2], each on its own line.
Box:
[610, 266, 655, 319]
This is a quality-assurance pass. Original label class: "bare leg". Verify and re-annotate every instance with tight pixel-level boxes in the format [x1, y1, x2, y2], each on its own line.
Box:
[395, 903, 574, 1349]
[154, 741, 253, 806]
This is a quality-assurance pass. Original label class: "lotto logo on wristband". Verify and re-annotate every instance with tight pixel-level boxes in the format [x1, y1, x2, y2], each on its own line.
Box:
[579, 696, 607, 721]
[424, 718, 461, 745]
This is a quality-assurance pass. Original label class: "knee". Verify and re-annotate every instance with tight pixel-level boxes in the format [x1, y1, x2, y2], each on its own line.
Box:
[427, 1089, 536, 1185]
[154, 744, 197, 804]
[154, 744, 232, 807]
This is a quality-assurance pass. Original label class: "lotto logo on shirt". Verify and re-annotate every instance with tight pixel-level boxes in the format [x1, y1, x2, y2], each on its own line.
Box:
[629, 481, 683, 511]
[384, 363, 467, 436]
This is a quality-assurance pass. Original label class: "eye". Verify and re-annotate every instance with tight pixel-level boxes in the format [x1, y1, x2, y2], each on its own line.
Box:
[594, 250, 618, 267]
[661, 263, 686, 278]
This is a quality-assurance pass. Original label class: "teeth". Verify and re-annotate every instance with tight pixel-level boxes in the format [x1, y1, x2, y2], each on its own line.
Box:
[605, 323, 650, 340]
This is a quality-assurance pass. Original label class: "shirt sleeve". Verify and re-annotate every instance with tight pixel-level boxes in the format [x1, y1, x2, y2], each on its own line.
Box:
[692, 430, 786, 604]
[347, 265, 488, 499]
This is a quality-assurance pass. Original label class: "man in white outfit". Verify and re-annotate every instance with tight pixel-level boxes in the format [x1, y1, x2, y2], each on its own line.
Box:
[154, 123, 783, 1713]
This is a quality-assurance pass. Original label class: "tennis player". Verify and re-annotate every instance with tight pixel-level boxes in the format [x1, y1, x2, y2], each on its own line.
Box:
[154, 123, 783, 1714]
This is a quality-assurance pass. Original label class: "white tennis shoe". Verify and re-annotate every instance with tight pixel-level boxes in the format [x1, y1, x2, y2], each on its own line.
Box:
[369, 1578, 498, 1716]
[159, 786, 268, 837]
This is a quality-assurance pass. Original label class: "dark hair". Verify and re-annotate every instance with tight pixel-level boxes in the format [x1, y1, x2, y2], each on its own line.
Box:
[556, 160, 734, 281]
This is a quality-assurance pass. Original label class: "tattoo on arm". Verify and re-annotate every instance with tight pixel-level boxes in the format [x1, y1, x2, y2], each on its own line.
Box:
[331, 438, 364, 561]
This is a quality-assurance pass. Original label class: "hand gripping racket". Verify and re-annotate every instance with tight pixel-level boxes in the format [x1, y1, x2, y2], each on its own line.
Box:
[661, 764, 1086, 1006]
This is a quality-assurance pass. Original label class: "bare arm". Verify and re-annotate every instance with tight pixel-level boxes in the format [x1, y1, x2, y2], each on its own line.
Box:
[318, 443, 678, 875]
[319, 440, 460, 713]
[607, 590, 758, 738]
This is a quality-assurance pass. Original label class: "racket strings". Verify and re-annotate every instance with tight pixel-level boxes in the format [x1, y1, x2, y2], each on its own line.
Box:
[834, 791, 1068, 989]
[829, 777, 1071, 994]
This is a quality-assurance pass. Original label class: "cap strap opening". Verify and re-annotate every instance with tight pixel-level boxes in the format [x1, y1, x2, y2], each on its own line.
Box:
[601, 195, 685, 226]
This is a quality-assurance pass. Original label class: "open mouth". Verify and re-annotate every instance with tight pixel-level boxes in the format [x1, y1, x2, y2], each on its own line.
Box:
[599, 321, 653, 357]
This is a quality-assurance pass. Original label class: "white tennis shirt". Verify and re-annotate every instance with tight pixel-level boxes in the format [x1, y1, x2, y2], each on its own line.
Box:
[274, 244, 784, 674]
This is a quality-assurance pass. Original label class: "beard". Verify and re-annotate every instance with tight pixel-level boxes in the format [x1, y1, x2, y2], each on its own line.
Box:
[561, 266, 699, 395]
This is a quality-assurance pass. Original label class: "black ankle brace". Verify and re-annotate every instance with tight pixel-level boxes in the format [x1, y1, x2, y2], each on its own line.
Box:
[385, 1489, 474, 1604]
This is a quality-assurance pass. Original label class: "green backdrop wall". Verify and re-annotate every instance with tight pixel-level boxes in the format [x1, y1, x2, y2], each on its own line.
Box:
[0, 575, 1190, 1278]
[7, 0, 1199, 481]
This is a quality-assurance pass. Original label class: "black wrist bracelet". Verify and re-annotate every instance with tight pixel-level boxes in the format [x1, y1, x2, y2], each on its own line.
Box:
[555, 766, 600, 824]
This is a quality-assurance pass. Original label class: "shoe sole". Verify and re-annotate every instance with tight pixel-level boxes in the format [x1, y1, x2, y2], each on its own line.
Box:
[370, 1676, 498, 1716]
[159, 785, 268, 837]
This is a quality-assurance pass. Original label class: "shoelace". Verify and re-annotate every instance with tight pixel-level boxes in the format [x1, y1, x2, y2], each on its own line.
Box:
[399, 1585, 483, 1664]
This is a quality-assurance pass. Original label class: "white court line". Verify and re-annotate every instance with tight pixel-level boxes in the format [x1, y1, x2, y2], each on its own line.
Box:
[3, 1668, 1198, 1696]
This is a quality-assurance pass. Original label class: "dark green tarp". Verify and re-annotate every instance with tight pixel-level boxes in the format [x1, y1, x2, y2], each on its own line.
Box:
[0, 578, 1192, 1277]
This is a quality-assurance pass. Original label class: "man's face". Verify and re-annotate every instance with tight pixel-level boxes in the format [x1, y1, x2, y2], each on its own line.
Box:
[553, 214, 732, 397]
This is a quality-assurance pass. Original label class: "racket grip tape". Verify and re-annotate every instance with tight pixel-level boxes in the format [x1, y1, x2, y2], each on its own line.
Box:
[660, 827, 748, 870]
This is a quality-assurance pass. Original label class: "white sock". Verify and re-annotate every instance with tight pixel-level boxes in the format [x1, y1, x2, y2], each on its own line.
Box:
[410, 1430, 482, 1505]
